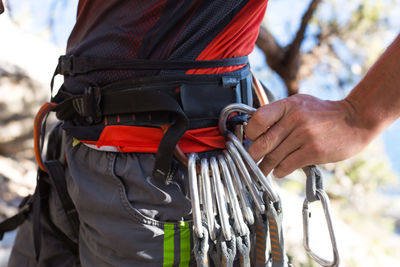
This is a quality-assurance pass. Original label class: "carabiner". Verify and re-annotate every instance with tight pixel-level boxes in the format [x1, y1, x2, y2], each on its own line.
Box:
[218, 103, 279, 203]
[223, 150, 254, 225]
[228, 132, 279, 203]
[303, 189, 339, 267]
[218, 103, 255, 136]
[188, 153, 204, 238]
[226, 141, 265, 214]
[210, 156, 232, 242]
[218, 155, 248, 236]
[200, 158, 217, 241]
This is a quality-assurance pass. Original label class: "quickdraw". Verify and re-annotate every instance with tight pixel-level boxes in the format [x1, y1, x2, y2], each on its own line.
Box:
[188, 77, 340, 267]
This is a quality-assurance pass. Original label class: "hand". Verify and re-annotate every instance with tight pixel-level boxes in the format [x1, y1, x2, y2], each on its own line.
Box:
[245, 94, 372, 178]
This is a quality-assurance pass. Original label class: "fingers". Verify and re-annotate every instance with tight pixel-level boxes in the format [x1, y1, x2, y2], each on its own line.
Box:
[273, 147, 312, 178]
[247, 118, 293, 162]
[257, 130, 303, 175]
[245, 100, 287, 141]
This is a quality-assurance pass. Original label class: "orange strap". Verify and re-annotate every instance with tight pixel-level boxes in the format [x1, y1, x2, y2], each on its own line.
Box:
[80, 125, 227, 153]
[34, 102, 57, 172]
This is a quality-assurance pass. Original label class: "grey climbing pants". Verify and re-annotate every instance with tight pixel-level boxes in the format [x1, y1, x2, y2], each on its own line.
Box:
[8, 135, 195, 267]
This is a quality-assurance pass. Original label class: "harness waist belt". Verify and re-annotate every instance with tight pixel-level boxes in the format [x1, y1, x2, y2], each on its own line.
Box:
[50, 55, 252, 181]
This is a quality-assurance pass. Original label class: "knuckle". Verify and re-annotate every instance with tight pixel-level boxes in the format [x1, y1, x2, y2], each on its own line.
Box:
[297, 111, 309, 124]
[287, 94, 303, 106]
[246, 110, 266, 139]
[302, 125, 316, 139]
[259, 133, 273, 151]
[277, 160, 289, 172]
[310, 142, 324, 156]
[264, 153, 278, 164]
[252, 108, 267, 126]
[273, 166, 286, 178]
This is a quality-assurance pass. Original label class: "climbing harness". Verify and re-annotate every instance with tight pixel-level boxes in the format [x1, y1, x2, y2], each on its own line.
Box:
[0, 51, 340, 266]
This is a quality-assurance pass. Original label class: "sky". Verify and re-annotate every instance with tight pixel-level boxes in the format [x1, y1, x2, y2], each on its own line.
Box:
[5, 0, 400, 178]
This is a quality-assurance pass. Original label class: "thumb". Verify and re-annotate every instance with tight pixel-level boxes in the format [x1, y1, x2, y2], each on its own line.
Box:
[245, 99, 287, 140]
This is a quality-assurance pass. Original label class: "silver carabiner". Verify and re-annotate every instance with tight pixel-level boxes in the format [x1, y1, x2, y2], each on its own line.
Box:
[226, 141, 265, 214]
[228, 132, 279, 203]
[210, 156, 232, 241]
[223, 150, 254, 225]
[188, 153, 204, 239]
[218, 103, 279, 203]
[303, 189, 339, 267]
[218, 103, 256, 136]
[218, 155, 248, 236]
[200, 158, 217, 241]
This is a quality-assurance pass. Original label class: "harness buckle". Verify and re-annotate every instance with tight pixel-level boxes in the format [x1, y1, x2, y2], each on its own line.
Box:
[59, 55, 75, 76]
[72, 86, 102, 124]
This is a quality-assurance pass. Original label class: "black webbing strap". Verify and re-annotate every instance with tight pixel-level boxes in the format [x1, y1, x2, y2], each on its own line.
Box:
[33, 171, 45, 261]
[103, 90, 189, 181]
[44, 160, 80, 236]
[33, 169, 79, 262]
[55, 90, 188, 182]
[57, 55, 249, 76]
[41, 189, 79, 256]
[0, 195, 32, 240]
[304, 165, 323, 202]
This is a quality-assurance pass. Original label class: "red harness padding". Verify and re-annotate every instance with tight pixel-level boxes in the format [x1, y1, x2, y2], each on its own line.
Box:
[80, 125, 227, 153]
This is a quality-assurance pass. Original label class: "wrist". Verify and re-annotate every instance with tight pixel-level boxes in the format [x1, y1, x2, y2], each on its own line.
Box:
[343, 89, 384, 143]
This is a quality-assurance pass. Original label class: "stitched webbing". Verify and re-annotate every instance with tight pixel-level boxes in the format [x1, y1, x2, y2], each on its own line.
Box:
[57, 55, 249, 76]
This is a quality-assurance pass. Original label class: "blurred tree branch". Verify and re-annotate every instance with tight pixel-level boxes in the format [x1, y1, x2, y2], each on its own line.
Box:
[256, 0, 392, 97]
[256, 0, 322, 96]
[0, 1, 4, 14]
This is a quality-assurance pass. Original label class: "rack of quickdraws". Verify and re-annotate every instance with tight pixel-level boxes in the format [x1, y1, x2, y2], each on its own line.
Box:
[186, 101, 340, 266]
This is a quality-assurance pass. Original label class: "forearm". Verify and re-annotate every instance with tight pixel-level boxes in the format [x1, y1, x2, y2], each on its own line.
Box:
[346, 34, 400, 141]
[246, 34, 400, 177]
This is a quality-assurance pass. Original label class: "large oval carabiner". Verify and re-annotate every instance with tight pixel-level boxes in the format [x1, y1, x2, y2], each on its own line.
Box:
[218, 103, 279, 203]
[218, 103, 255, 136]
[303, 189, 339, 267]
[188, 153, 204, 239]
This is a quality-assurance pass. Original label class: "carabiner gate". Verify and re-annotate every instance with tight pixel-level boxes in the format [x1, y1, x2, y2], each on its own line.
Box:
[303, 189, 339, 267]
[188, 153, 204, 239]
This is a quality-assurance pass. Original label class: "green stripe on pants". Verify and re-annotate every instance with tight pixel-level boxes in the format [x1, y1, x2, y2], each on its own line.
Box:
[179, 221, 191, 267]
[163, 223, 175, 267]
